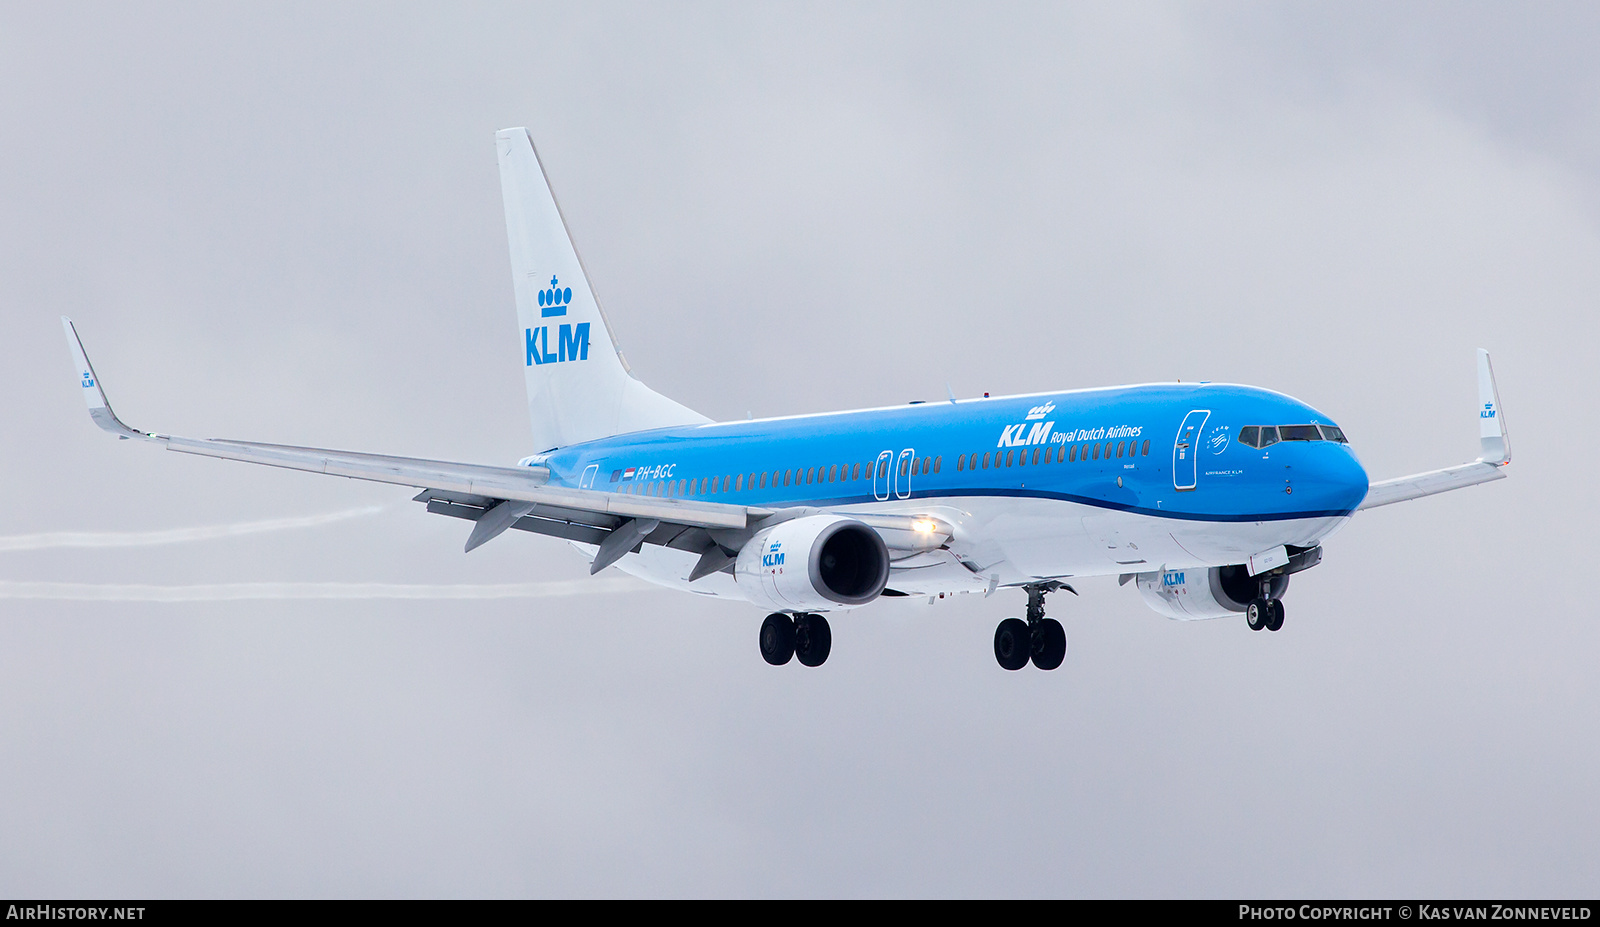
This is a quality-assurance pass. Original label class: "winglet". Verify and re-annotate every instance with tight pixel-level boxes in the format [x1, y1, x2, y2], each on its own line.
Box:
[60, 317, 155, 441]
[1476, 348, 1510, 466]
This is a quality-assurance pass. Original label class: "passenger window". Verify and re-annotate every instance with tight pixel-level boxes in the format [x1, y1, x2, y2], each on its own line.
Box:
[1319, 425, 1347, 443]
[1280, 425, 1320, 442]
[911, 458, 920, 476]
[1259, 426, 1279, 448]
[921, 456, 930, 474]
[983, 452, 991, 469]
[1092, 444, 1100, 461]
[1142, 438, 1150, 456]
[1028, 447, 1037, 465]
[733, 474, 741, 491]
[933, 455, 941, 474]
[1117, 441, 1125, 458]
[851, 462, 859, 480]
[1069, 445, 1077, 462]
[610, 469, 622, 483]
[957, 454, 965, 472]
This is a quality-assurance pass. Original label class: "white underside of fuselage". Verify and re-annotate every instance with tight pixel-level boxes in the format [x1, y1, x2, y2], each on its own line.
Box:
[570, 495, 1351, 617]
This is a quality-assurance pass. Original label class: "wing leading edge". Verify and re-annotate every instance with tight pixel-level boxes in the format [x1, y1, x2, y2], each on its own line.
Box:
[61, 319, 951, 567]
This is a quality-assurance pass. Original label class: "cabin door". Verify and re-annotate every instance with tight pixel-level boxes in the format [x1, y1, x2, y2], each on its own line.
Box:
[873, 450, 893, 501]
[1173, 410, 1210, 491]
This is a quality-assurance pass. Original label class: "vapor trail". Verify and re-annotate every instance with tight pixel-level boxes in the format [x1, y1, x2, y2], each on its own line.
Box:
[0, 506, 385, 552]
[0, 578, 650, 602]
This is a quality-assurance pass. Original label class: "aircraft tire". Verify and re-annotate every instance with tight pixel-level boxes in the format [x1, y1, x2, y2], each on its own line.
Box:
[760, 612, 796, 665]
[1265, 599, 1285, 632]
[994, 618, 1030, 671]
[795, 613, 832, 667]
[1246, 599, 1267, 631]
[1031, 618, 1067, 670]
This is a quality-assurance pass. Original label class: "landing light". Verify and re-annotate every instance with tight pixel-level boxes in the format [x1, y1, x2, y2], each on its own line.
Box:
[912, 519, 937, 534]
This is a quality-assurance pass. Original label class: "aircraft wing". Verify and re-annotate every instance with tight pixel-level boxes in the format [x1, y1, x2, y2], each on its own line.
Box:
[62, 319, 946, 569]
[1358, 349, 1511, 511]
[63, 318, 753, 529]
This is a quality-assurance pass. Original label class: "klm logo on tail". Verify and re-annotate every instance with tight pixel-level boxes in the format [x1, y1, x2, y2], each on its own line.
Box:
[538, 276, 572, 318]
[526, 275, 589, 366]
[526, 323, 590, 366]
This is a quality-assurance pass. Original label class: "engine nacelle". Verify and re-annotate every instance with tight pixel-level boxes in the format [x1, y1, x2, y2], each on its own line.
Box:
[1135, 565, 1289, 620]
[734, 515, 890, 613]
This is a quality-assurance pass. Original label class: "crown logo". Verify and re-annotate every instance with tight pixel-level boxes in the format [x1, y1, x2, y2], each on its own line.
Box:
[1025, 401, 1056, 420]
[538, 276, 573, 317]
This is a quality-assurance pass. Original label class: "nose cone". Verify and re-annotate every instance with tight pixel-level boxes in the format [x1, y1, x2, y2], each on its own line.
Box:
[1309, 444, 1369, 513]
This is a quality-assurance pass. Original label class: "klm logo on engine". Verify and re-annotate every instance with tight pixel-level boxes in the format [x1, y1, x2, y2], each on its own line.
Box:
[526, 322, 590, 366]
[762, 541, 785, 569]
[1162, 571, 1185, 587]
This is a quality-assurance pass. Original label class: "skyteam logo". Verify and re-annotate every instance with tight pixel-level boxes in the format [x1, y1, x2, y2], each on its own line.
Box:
[1207, 426, 1230, 455]
[538, 276, 573, 318]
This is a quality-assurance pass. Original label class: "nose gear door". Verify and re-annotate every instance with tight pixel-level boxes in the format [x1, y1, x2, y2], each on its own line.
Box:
[1173, 409, 1210, 491]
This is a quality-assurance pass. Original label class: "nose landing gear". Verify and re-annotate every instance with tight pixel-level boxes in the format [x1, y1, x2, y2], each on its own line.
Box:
[1246, 595, 1285, 632]
[994, 581, 1074, 671]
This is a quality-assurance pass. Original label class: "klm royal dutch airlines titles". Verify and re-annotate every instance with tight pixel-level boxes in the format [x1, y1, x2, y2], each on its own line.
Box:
[61, 127, 1513, 670]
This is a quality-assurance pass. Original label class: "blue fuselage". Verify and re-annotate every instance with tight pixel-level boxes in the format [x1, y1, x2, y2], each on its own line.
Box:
[537, 382, 1370, 525]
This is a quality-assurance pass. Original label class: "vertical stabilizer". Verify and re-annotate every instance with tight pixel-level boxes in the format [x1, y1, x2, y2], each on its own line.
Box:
[496, 128, 708, 452]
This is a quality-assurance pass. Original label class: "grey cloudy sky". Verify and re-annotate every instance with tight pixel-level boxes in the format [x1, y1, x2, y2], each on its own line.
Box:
[1, 2, 1596, 897]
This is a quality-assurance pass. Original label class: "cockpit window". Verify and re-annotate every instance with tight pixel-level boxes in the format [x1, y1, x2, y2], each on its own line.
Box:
[1239, 423, 1345, 446]
[1239, 426, 1259, 448]
[1279, 425, 1321, 441]
[1319, 425, 1347, 443]
[1258, 426, 1280, 448]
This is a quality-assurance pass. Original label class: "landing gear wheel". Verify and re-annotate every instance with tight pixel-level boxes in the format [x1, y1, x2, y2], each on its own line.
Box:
[795, 613, 832, 667]
[1031, 618, 1067, 670]
[994, 618, 1030, 671]
[760, 612, 795, 665]
[1246, 599, 1267, 631]
[1265, 599, 1285, 632]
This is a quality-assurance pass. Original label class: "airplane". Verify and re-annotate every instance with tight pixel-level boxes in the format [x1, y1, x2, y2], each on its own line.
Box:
[61, 127, 1512, 671]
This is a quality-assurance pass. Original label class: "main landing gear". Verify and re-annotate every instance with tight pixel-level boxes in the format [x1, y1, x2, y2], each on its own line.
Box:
[994, 581, 1073, 671]
[760, 612, 832, 667]
[1246, 596, 1285, 632]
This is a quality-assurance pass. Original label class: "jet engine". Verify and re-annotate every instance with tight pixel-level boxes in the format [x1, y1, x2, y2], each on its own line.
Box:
[733, 515, 890, 613]
[1135, 564, 1289, 620]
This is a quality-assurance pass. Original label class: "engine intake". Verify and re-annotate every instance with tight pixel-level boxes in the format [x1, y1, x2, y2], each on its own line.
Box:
[1136, 564, 1289, 620]
[734, 515, 891, 612]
